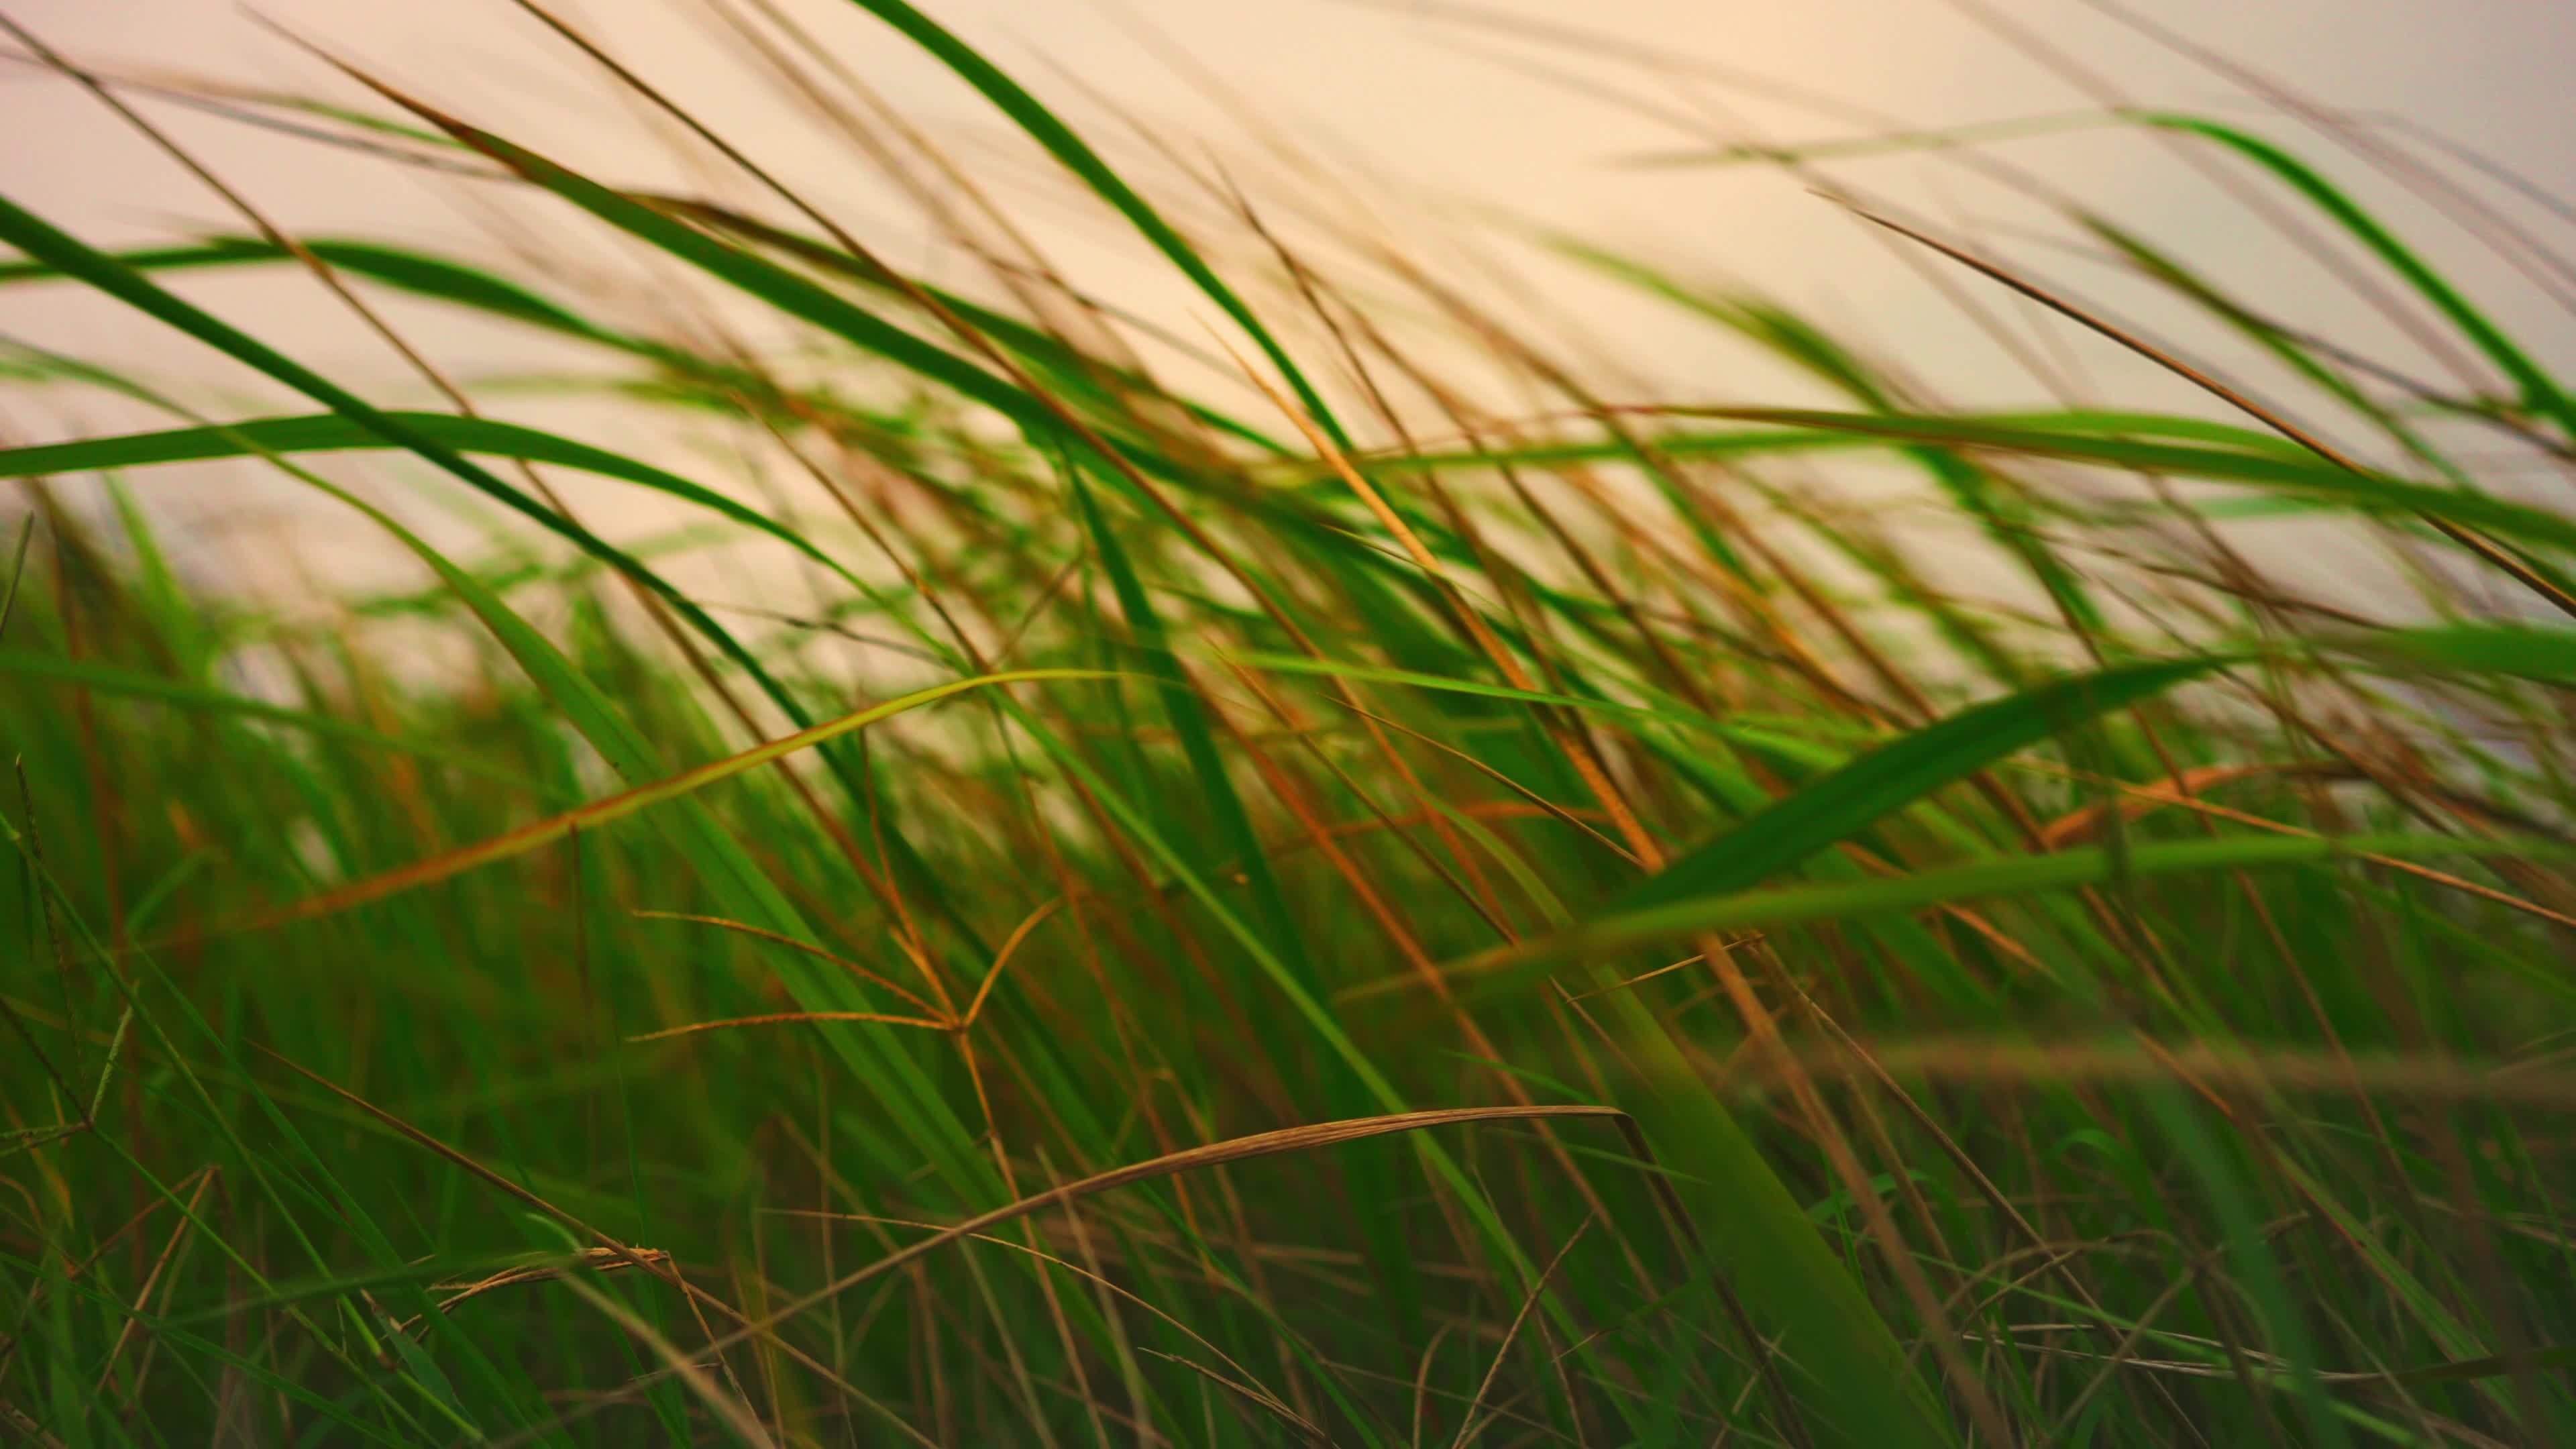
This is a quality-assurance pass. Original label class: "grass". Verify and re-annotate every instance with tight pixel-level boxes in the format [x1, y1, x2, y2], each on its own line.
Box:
[5, 3, 2576, 1444]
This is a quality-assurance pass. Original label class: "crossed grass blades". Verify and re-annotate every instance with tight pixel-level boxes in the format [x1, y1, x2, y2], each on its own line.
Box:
[6, 1, 2576, 1444]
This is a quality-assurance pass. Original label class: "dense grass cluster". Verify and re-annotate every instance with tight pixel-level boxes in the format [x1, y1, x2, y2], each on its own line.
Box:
[7, 3, 2576, 1445]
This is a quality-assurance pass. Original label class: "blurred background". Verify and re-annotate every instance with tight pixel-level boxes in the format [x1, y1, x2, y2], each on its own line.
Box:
[5, 0, 2572, 606]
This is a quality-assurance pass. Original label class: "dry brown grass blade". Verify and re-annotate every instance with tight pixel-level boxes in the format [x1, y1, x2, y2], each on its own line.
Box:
[1449, 1217, 1591, 1448]
[627, 1010, 953, 1044]
[963, 897, 1063, 1028]
[379, 1247, 677, 1338]
[0, 1397, 66, 1449]
[92, 1165, 217, 1402]
[1142, 1348, 1339, 1446]
[688, 1106, 1636, 1367]
[631, 910, 948, 1019]
[2036, 759, 2563, 851]
[2041, 761, 2338, 847]
[773, 1205, 1296, 1423]
[1320, 700, 1644, 867]
[1560, 952, 1721, 1004]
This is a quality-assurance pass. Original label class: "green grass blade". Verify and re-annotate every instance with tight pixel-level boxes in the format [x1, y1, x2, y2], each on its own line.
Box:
[1613, 657, 2228, 913]
[0, 412, 874, 594]
[2135, 113, 2576, 438]
[835, 0, 1348, 445]
[1508, 833, 2555, 967]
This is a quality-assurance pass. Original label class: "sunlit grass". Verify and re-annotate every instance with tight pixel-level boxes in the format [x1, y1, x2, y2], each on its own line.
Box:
[5, 4, 2576, 1446]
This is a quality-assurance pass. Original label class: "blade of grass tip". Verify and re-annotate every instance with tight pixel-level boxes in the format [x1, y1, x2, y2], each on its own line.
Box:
[2130, 111, 2576, 439]
[2330, 621, 2576, 690]
[1833, 201, 2576, 622]
[835, 0, 1350, 445]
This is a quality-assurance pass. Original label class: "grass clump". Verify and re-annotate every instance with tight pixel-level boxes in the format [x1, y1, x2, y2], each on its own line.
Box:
[5, 5, 2576, 1445]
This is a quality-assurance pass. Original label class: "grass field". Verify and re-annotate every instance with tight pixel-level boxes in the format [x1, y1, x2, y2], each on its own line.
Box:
[6, 3, 2576, 1445]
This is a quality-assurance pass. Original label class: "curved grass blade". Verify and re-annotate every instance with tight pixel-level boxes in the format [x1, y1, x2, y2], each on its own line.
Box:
[1544, 241, 2110, 634]
[347, 105, 1063, 443]
[1353, 407, 2316, 476]
[0, 235, 606, 337]
[2133, 112, 2576, 438]
[0, 227, 1295, 458]
[1624, 106, 2575, 436]
[1612, 656, 2231, 914]
[835, 0, 1348, 444]
[1836, 206, 2576, 621]
[654, 203, 1294, 456]
[0, 412, 875, 595]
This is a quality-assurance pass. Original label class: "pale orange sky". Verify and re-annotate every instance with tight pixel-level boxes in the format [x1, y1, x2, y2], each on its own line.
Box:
[4, 0, 2571, 601]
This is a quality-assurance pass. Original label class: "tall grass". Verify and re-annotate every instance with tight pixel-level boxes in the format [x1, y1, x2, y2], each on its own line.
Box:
[5, 4, 2576, 1445]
